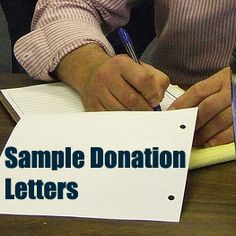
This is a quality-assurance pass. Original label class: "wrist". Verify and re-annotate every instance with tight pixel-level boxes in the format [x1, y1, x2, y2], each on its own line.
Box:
[56, 43, 110, 93]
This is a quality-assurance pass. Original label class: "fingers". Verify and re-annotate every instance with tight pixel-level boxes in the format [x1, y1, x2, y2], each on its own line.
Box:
[82, 55, 169, 111]
[206, 125, 234, 147]
[168, 67, 230, 110]
[166, 67, 232, 147]
[82, 73, 153, 111]
[196, 88, 231, 130]
[113, 55, 169, 108]
[142, 63, 170, 104]
[82, 84, 127, 111]
[98, 88, 128, 111]
[108, 75, 153, 111]
[193, 106, 233, 146]
[82, 97, 106, 112]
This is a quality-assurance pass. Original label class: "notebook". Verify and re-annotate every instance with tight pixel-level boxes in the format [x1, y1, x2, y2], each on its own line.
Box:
[0, 82, 235, 169]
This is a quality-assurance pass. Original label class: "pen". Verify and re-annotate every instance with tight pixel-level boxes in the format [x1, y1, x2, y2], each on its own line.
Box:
[118, 27, 162, 111]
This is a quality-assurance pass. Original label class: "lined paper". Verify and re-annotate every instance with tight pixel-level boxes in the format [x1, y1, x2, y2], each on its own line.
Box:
[160, 84, 184, 110]
[1, 82, 84, 117]
[1, 82, 183, 118]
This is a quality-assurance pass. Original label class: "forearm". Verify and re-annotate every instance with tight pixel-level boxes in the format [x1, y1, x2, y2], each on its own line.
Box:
[14, 0, 130, 81]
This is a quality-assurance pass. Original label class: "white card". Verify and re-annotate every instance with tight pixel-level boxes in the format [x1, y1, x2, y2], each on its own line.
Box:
[0, 109, 197, 222]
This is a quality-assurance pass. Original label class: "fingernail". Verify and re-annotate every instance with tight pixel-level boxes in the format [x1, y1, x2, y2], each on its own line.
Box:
[149, 98, 160, 108]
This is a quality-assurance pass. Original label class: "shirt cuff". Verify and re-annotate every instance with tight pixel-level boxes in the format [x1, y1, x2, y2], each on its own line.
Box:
[14, 19, 115, 81]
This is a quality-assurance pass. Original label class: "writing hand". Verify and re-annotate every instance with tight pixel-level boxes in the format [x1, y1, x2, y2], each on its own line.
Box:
[57, 44, 169, 111]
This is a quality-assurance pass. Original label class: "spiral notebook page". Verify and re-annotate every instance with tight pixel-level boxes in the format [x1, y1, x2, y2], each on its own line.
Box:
[0, 82, 183, 121]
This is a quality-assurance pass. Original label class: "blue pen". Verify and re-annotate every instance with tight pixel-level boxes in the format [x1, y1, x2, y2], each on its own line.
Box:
[118, 27, 162, 111]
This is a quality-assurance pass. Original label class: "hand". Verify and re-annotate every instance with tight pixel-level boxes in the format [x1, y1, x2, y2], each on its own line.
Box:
[168, 67, 233, 147]
[56, 44, 169, 111]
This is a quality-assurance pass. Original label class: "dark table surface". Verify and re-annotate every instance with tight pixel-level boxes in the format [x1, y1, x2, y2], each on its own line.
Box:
[0, 73, 236, 236]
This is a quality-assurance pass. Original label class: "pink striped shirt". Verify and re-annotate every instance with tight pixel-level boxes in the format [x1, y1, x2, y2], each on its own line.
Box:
[14, 0, 236, 84]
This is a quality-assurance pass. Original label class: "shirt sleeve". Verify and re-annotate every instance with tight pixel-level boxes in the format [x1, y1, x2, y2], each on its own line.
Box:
[14, 0, 131, 81]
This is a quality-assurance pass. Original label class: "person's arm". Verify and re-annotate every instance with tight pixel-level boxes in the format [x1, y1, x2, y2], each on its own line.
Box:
[168, 67, 233, 147]
[14, 0, 169, 111]
[14, 0, 131, 81]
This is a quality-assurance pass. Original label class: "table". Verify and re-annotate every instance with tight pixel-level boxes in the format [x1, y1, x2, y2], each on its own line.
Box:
[0, 73, 236, 236]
